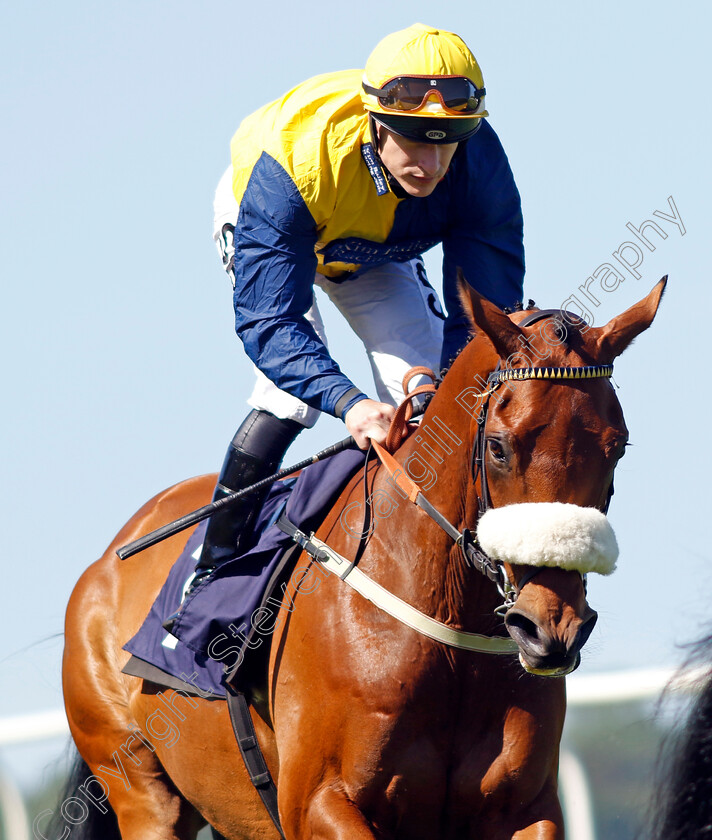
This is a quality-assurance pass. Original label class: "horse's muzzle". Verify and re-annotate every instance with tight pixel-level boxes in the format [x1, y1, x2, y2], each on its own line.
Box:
[504, 606, 599, 677]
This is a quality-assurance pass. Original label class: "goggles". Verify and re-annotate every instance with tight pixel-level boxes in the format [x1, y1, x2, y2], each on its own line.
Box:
[363, 75, 486, 115]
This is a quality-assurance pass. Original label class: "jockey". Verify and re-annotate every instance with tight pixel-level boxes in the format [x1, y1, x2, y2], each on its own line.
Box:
[165, 23, 524, 626]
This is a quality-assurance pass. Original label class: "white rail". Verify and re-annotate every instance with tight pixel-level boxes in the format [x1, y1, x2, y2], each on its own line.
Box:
[0, 709, 69, 748]
[566, 665, 706, 706]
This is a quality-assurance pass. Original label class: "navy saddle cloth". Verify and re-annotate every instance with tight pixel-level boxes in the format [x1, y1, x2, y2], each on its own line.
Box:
[123, 446, 366, 697]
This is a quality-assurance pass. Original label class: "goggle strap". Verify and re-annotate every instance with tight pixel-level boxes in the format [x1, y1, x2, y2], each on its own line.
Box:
[362, 81, 387, 98]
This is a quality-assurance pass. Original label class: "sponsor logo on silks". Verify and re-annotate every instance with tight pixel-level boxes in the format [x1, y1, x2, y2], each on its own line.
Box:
[425, 129, 447, 140]
[360, 143, 389, 196]
[321, 236, 440, 266]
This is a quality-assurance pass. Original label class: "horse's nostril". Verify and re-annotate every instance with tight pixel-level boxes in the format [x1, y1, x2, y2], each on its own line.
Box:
[576, 610, 598, 649]
[505, 611, 540, 643]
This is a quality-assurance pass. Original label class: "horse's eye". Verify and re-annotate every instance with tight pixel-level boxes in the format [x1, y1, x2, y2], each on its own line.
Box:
[487, 438, 507, 462]
[615, 442, 629, 461]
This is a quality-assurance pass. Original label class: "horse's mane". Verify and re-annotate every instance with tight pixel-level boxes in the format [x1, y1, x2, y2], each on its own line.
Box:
[649, 630, 712, 840]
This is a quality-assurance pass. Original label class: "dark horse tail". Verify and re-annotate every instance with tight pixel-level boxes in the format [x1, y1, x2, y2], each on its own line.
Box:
[650, 630, 712, 840]
[41, 749, 121, 840]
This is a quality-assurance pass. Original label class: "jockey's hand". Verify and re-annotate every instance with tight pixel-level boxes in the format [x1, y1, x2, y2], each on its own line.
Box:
[344, 399, 396, 450]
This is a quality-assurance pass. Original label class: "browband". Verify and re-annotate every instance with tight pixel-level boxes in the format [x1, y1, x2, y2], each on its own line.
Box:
[488, 365, 614, 384]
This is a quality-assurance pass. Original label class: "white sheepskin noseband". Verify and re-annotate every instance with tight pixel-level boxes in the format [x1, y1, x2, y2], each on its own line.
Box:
[476, 502, 618, 575]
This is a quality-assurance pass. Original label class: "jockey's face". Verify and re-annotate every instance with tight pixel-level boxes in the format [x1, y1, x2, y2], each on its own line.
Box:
[377, 127, 458, 197]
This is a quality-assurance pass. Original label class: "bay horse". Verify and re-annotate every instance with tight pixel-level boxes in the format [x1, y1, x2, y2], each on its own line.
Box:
[57, 278, 665, 840]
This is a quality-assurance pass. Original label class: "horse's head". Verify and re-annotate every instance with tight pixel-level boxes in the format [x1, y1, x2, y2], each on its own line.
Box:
[452, 275, 666, 676]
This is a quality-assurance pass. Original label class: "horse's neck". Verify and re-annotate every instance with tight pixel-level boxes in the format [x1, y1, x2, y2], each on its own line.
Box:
[395, 338, 494, 519]
[396, 386, 474, 516]
[369, 356, 501, 628]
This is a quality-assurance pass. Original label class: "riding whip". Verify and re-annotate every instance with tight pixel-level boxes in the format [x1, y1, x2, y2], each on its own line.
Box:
[116, 402, 428, 561]
[116, 433, 360, 560]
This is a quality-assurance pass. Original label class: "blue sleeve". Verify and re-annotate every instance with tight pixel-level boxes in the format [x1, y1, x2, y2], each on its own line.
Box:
[233, 152, 364, 416]
[440, 122, 525, 369]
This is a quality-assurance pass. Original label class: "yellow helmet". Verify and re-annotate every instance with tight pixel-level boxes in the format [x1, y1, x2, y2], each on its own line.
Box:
[361, 23, 488, 144]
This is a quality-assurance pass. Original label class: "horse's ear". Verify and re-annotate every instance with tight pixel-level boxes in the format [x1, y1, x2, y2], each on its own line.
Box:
[456, 268, 477, 329]
[456, 269, 525, 360]
[588, 276, 667, 363]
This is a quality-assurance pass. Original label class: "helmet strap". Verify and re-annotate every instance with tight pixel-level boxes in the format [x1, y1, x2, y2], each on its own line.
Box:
[368, 116, 409, 199]
[369, 114, 383, 153]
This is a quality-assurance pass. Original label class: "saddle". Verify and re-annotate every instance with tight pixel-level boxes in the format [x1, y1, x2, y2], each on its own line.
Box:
[122, 445, 367, 699]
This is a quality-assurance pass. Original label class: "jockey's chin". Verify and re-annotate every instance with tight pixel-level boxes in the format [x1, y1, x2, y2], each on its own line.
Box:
[394, 172, 446, 197]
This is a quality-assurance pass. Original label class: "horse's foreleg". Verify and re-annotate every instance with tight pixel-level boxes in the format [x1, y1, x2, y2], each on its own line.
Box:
[286, 785, 379, 840]
[511, 821, 562, 840]
[508, 786, 564, 840]
[512, 820, 564, 840]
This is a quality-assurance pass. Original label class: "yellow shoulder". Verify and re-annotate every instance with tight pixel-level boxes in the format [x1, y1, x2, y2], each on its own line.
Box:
[229, 70, 368, 223]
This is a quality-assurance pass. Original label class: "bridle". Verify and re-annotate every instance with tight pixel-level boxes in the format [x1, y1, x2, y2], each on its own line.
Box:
[278, 312, 618, 652]
[465, 360, 615, 611]
[373, 310, 616, 615]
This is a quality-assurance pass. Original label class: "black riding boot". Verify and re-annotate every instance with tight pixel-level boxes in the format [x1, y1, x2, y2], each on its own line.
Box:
[162, 410, 302, 631]
[198, 409, 303, 569]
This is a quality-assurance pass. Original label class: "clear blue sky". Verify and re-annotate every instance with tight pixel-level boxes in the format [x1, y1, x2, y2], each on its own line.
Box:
[1, 0, 710, 789]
